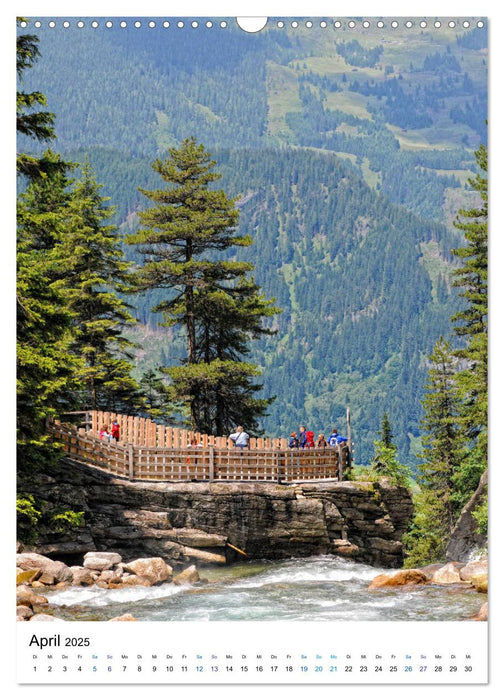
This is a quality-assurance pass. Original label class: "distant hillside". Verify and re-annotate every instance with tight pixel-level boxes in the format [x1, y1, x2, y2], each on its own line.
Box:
[18, 17, 487, 465]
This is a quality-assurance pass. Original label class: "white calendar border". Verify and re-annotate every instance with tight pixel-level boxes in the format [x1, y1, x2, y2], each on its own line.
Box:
[4, 0, 501, 696]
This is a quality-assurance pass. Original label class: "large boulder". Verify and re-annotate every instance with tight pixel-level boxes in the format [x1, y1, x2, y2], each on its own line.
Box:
[470, 574, 488, 593]
[123, 557, 172, 585]
[460, 557, 488, 582]
[17, 605, 34, 621]
[109, 614, 137, 621]
[69, 566, 96, 587]
[173, 565, 200, 586]
[16, 585, 48, 607]
[16, 553, 73, 584]
[472, 602, 488, 621]
[368, 569, 429, 590]
[16, 568, 40, 585]
[431, 563, 462, 585]
[459, 557, 488, 592]
[97, 569, 123, 585]
[418, 563, 445, 581]
[83, 552, 122, 571]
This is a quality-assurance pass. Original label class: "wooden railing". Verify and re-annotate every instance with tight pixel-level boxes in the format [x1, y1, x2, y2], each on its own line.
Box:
[88, 410, 291, 449]
[49, 422, 350, 483]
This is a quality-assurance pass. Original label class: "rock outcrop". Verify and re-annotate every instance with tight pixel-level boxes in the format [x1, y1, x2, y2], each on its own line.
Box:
[446, 469, 487, 562]
[18, 458, 414, 568]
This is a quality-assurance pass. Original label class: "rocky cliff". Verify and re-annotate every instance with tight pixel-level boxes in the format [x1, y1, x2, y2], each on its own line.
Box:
[446, 469, 488, 562]
[19, 458, 414, 569]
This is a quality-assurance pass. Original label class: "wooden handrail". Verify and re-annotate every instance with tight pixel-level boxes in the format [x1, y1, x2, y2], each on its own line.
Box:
[49, 422, 348, 483]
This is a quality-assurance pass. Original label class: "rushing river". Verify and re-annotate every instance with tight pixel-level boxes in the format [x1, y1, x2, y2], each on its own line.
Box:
[44, 555, 485, 623]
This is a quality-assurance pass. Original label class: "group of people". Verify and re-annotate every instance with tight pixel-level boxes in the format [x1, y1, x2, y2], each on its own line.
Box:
[99, 421, 120, 443]
[99, 421, 345, 451]
[289, 426, 347, 449]
[228, 424, 347, 450]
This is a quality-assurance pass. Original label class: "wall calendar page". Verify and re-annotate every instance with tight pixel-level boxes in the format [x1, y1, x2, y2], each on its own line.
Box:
[12, 1, 494, 695]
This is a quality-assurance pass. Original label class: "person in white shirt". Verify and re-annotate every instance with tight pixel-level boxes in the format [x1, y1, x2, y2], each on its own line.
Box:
[229, 426, 249, 449]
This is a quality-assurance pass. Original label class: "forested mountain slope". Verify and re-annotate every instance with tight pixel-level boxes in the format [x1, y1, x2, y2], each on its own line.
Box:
[18, 18, 487, 464]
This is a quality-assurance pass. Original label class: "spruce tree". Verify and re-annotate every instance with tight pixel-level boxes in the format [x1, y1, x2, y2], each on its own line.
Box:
[380, 412, 393, 448]
[190, 274, 280, 434]
[17, 150, 80, 462]
[139, 369, 174, 421]
[61, 163, 141, 412]
[16, 19, 64, 180]
[371, 413, 410, 486]
[403, 338, 466, 566]
[451, 143, 488, 460]
[16, 21, 75, 454]
[128, 137, 278, 433]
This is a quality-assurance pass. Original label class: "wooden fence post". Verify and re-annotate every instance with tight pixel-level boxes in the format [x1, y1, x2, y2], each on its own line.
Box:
[346, 405, 352, 471]
[209, 446, 214, 482]
[128, 444, 134, 480]
[338, 445, 343, 481]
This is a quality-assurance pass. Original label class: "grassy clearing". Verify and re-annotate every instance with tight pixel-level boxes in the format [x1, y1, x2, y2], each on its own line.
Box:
[419, 240, 453, 301]
[324, 90, 372, 119]
[381, 39, 450, 70]
[423, 168, 474, 185]
[266, 61, 301, 137]
[334, 151, 357, 164]
[295, 54, 383, 80]
[361, 157, 381, 189]
[387, 124, 464, 151]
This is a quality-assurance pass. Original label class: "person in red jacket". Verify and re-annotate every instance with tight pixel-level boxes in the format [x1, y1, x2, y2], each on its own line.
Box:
[111, 421, 120, 443]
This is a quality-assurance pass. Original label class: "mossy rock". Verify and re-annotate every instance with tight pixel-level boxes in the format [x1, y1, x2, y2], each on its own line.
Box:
[16, 568, 40, 585]
[470, 573, 488, 593]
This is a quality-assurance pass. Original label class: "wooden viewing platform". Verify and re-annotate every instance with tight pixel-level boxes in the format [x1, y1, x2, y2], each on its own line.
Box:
[50, 411, 351, 483]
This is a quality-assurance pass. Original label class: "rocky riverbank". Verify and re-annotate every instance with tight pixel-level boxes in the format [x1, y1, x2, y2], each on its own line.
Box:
[16, 547, 488, 623]
[16, 548, 203, 622]
[18, 458, 414, 569]
[367, 557, 488, 620]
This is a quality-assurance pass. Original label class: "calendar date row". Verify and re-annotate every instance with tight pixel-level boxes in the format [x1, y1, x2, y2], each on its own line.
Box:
[32, 663, 474, 674]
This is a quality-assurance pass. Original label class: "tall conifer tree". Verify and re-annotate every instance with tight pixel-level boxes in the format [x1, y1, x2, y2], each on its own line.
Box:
[16, 18, 66, 180]
[17, 150, 80, 460]
[61, 164, 141, 411]
[16, 21, 75, 457]
[371, 413, 410, 486]
[451, 144, 488, 459]
[189, 274, 280, 434]
[127, 137, 278, 432]
[403, 338, 466, 566]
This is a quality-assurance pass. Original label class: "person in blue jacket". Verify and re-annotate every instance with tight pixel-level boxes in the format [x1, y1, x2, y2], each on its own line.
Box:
[288, 432, 299, 448]
[328, 429, 348, 446]
[298, 425, 307, 448]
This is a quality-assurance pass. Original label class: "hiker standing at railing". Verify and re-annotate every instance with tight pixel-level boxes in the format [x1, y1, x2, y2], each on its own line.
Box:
[229, 426, 249, 450]
[111, 420, 120, 443]
[99, 425, 111, 441]
[328, 429, 348, 446]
